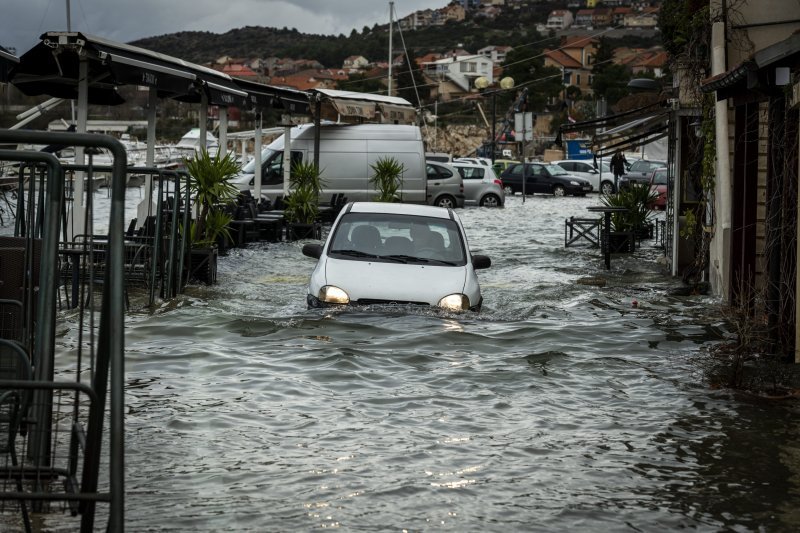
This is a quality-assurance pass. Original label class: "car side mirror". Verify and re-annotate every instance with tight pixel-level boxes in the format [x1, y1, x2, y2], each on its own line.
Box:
[302, 243, 322, 259]
[589, 169, 598, 174]
[472, 254, 491, 269]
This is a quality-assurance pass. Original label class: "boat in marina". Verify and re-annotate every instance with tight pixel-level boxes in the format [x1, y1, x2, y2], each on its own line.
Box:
[175, 128, 219, 158]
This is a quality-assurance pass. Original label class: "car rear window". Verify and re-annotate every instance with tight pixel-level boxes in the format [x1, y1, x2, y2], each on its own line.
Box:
[457, 167, 484, 180]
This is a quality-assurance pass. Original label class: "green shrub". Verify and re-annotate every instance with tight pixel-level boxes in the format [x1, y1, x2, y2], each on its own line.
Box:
[601, 184, 657, 233]
[285, 161, 325, 224]
[369, 157, 405, 202]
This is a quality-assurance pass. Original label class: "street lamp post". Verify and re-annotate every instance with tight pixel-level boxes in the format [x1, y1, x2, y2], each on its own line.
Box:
[474, 76, 514, 164]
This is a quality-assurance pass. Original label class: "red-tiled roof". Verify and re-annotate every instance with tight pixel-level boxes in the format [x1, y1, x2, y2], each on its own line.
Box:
[221, 64, 258, 78]
[544, 49, 583, 69]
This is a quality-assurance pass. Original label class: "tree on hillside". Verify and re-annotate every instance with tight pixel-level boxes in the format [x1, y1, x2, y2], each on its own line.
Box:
[340, 72, 387, 94]
[590, 37, 632, 106]
[394, 54, 429, 106]
[500, 47, 563, 111]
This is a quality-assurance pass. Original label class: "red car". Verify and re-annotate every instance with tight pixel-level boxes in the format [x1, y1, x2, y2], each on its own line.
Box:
[648, 168, 668, 210]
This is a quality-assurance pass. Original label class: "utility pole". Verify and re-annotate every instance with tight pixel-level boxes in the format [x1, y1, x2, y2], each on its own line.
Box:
[387, 2, 394, 96]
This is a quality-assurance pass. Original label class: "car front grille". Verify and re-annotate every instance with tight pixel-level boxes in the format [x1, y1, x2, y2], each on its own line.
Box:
[355, 299, 430, 306]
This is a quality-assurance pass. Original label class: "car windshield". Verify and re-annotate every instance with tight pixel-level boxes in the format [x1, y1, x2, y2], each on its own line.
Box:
[327, 212, 467, 266]
[545, 164, 568, 175]
[652, 169, 668, 185]
[241, 149, 277, 173]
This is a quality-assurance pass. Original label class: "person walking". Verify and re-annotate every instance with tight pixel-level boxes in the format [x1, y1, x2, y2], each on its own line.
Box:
[610, 151, 627, 192]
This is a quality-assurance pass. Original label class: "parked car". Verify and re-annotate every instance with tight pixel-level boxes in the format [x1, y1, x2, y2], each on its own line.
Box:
[648, 167, 668, 210]
[450, 162, 505, 207]
[426, 161, 465, 208]
[619, 159, 667, 190]
[492, 158, 518, 176]
[425, 152, 452, 163]
[552, 159, 612, 194]
[232, 124, 427, 203]
[302, 202, 491, 311]
[499, 162, 593, 196]
[453, 157, 492, 167]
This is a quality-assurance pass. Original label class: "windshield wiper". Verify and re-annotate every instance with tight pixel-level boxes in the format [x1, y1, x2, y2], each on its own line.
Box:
[372, 254, 417, 263]
[384, 254, 461, 266]
[425, 258, 459, 266]
[330, 249, 378, 259]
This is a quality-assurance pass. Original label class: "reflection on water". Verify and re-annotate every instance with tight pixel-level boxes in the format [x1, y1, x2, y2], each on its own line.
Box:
[45, 192, 799, 531]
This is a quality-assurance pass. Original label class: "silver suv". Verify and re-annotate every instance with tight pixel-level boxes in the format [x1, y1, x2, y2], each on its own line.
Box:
[426, 161, 465, 208]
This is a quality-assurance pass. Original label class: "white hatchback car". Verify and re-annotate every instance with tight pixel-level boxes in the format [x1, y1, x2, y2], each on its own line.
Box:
[450, 162, 505, 207]
[552, 159, 612, 194]
[302, 202, 491, 311]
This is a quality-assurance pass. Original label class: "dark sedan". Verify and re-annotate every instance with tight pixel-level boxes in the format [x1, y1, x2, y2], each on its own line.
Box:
[500, 163, 593, 196]
[619, 159, 667, 190]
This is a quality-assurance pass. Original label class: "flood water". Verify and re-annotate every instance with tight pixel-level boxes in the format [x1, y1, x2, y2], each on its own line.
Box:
[47, 192, 800, 530]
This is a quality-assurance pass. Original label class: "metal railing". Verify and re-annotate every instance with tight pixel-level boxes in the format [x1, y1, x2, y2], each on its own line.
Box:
[0, 129, 125, 532]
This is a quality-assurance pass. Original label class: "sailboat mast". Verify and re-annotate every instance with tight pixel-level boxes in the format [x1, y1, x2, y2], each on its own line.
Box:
[387, 1, 394, 96]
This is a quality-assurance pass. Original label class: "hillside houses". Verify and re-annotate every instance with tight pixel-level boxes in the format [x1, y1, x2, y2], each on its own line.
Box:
[544, 36, 598, 97]
[477, 45, 513, 64]
[195, 1, 665, 94]
[546, 11, 574, 31]
[422, 54, 494, 95]
[395, 1, 661, 32]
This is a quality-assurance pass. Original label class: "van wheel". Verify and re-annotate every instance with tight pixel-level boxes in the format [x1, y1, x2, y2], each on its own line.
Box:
[436, 195, 457, 209]
[480, 194, 501, 207]
[552, 185, 566, 197]
[503, 185, 514, 195]
[601, 181, 615, 195]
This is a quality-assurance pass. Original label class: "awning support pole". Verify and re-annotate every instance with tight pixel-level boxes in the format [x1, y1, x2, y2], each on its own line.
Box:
[254, 112, 262, 200]
[219, 106, 228, 157]
[314, 96, 321, 170]
[283, 120, 291, 197]
[70, 55, 88, 241]
[137, 86, 158, 229]
[199, 91, 208, 155]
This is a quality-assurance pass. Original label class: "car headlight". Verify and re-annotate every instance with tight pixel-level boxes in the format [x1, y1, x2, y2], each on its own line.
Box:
[438, 293, 470, 311]
[570, 180, 580, 186]
[319, 285, 350, 304]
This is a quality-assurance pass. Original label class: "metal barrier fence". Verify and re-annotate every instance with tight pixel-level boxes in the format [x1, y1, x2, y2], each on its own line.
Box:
[0, 130, 125, 532]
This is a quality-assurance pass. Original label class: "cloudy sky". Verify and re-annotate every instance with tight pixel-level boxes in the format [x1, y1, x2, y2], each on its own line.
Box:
[4, 0, 448, 55]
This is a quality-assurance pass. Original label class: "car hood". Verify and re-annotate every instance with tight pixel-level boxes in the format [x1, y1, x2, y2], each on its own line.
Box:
[322, 257, 468, 305]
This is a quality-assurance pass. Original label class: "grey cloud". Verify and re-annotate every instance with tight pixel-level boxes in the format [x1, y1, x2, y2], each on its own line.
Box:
[4, 0, 441, 55]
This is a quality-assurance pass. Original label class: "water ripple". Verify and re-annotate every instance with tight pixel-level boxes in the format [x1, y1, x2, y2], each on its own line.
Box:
[48, 192, 800, 531]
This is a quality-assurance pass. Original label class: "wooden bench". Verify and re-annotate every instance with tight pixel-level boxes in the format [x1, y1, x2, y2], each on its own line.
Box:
[564, 216, 601, 248]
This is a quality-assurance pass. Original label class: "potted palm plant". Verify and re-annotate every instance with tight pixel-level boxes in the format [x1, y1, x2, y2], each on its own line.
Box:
[285, 160, 325, 240]
[601, 184, 657, 253]
[369, 157, 405, 202]
[183, 149, 240, 283]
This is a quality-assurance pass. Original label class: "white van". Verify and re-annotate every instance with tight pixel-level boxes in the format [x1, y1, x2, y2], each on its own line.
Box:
[232, 124, 427, 204]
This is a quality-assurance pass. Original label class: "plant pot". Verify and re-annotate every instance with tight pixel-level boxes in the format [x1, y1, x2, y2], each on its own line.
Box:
[603, 231, 635, 254]
[634, 223, 653, 240]
[286, 222, 321, 241]
[186, 246, 218, 285]
[216, 233, 231, 256]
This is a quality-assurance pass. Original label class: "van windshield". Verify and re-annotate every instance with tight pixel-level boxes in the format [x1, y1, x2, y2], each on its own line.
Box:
[241, 149, 277, 173]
